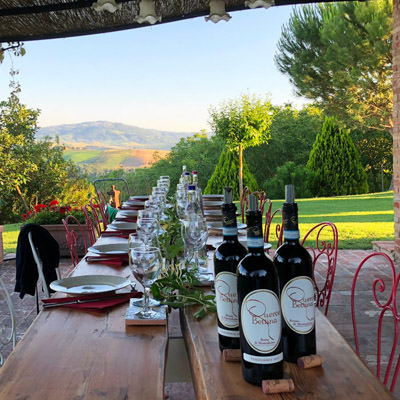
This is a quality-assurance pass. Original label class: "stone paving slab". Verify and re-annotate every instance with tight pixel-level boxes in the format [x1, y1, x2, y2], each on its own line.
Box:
[1, 250, 400, 399]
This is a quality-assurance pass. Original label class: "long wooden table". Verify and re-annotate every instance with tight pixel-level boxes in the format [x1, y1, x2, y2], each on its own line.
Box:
[181, 296, 394, 399]
[0, 236, 168, 400]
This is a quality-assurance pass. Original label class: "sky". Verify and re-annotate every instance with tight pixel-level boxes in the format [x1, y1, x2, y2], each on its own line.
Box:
[0, 5, 306, 133]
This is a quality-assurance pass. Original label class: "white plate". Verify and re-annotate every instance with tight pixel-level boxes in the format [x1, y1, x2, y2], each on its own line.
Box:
[124, 200, 145, 206]
[129, 196, 149, 201]
[88, 242, 128, 255]
[213, 240, 272, 250]
[50, 275, 131, 295]
[203, 201, 224, 207]
[108, 221, 137, 230]
[207, 222, 246, 230]
[116, 210, 138, 217]
[202, 195, 224, 200]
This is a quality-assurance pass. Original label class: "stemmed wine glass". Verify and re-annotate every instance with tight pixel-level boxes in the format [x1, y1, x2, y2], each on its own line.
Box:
[137, 217, 160, 248]
[129, 247, 163, 319]
[181, 216, 209, 275]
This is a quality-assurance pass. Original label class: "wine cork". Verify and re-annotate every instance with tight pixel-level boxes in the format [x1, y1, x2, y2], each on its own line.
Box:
[222, 349, 241, 362]
[262, 379, 295, 394]
[297, 354, 323, 369]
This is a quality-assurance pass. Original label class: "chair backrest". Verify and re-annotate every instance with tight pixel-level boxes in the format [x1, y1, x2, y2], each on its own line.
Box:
[82, 205, 97, 246]
[351, 252, 399, 392]
[240, 186, 250, 223]
[96, 191, 110, 229]
[62, 215, 88, 267]
[301, 222, 338, 316]
[27, 231, 61, 299]
[88, 199, 104, 237]
[263, 200, 283, 247]
[0, 276, 16, 366]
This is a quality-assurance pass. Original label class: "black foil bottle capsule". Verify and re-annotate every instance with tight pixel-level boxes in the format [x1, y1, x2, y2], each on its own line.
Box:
[237, 194, 283, 386]
[214, 187, 247, 351]
[274, 184, 316, 363]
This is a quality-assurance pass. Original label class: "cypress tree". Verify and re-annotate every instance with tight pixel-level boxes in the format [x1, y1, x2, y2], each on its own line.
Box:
[204, 148, 258, 199]
[307, 118, 368, 196]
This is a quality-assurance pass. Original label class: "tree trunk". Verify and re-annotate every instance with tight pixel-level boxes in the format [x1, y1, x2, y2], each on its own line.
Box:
[16, 184, 29, 212]
[239, 144, 243, 200]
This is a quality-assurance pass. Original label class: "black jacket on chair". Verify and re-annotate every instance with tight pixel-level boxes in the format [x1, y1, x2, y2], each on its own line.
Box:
[15, 223, 60, 299]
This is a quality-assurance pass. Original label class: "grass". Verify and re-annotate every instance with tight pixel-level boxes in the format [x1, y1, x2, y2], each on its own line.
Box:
[1, 191, 394, 254]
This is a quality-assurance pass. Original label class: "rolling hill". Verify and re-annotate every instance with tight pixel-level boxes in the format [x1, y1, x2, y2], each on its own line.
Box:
[37, 121, 195, 172]
[37, 121, 194, 150]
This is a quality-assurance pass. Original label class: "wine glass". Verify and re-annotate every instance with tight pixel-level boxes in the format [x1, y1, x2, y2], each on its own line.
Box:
[130, 247, 163, 319]
[181, 216, 209, 275]
[137, 217, 160, 248]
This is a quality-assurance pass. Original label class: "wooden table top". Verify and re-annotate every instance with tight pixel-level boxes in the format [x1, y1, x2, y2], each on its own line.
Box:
[181, 302, 394, 400]
[0, 236, 168, 400]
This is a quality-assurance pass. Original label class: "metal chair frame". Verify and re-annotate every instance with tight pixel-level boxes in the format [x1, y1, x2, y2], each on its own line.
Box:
[82, 205, 98, 246]
[62, 215, 89, 267]
[301, 221, 338, 316]
[263, 200, 283, 247]
[0, 276, 16, 366]
[351, 252, 400, 392]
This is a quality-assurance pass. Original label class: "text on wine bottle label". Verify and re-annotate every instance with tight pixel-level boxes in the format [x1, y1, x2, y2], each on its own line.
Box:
[243, 352, 283, 365]
[241, 289, 281, 354]
[218, 327, 240, 338]
[281, 276, 315, 334]
[222, 226, 238, 236]
[215, 272, 239, 328]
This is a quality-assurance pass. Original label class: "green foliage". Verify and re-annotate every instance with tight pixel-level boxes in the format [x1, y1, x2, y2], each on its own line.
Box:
[307, 118, 368, 196]
[245, 104, 324, 186]
[210, 94, 274, 151]
[204, 148, 258, 199]
[275, 0, 392, 131]
[264, 162, 314, 199]
[350, 129, 393, 192]
[0, 43, 25, 63]
[24, 209, 86, 225]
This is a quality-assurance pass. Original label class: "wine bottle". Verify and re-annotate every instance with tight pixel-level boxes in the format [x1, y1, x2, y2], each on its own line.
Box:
[214, 187, 247, 351]
[273, 184, 316, 363]
[237, 194, 283, 386]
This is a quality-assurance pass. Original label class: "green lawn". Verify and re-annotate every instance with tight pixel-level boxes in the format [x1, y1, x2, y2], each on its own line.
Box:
[2, 191, 394, 254]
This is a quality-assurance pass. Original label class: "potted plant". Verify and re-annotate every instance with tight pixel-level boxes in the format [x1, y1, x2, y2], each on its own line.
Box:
[22, 200, 90, 257]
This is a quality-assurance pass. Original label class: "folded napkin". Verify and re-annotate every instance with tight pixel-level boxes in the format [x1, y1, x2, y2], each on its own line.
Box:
[86, 254, 129, 267]
[206, 244, 215, 251]
[42, 291, 142, 311]
[114, 217, 137, 222]
[120, 206, 144, 210]
[100, 231, 130, 239]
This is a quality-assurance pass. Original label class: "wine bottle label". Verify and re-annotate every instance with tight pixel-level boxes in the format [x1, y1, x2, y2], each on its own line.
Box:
[281, 277, 315, 334]
[218, 327, 240, 338]
[247, 237, 264, 248]
[215, 272, 239, 329]
[222, 226, 238, 236]
[241, 289, 281, 354]
[243, 352, 283, 365]
[283, 230, 300, 240]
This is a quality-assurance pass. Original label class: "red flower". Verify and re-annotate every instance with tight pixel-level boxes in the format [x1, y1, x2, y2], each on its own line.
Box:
[22, 213, 27, 220]
[49, 199, 59, 206]
[34, 204, 47, 212]
[93, 204, 100, 208]
[67, 206, 72, 211]
[28, 210, 32, 215]
[60, 207, 67, 214]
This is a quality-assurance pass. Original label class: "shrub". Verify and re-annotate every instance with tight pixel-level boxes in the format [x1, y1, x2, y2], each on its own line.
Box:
[204, 149, 258, 199]
[307, 118, 368, 196]
[264, 162, 314, 199]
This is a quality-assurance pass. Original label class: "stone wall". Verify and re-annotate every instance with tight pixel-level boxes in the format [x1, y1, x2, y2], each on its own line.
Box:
[394, 0, 400, 258]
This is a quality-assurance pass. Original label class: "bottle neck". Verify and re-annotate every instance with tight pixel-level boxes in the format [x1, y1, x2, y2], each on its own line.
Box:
[222, 203, 238, 241]
[246, 210, 264, 252]
[282, 202, 300, 242]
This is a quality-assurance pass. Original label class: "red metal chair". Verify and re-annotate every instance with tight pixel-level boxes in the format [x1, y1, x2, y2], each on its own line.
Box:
[301, 222, 338, 316]
[263, 200, 283, 248]
[89, 198, 106, 235]
[351, 252, 399, 392]
[96, 191, 110, 229]
[240, 186, 250, 223]
[82, 205, 98, 246]
[62, 215, 88, 267]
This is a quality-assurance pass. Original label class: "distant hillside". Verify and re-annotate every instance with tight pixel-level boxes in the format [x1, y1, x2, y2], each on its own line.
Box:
[37, 121, 195, 150]
[63, 148, 169, 172]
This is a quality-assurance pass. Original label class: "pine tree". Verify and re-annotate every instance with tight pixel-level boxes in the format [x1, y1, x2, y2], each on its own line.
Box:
[307, 118, 368, 196]
[204, 149, 258, 199]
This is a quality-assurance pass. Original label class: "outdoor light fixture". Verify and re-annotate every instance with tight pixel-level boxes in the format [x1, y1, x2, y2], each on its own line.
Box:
[245, 0, 274, 9]
[135, 0, 161, 24]
[92, 0, 122, 13]
[205, 0, 231, 23]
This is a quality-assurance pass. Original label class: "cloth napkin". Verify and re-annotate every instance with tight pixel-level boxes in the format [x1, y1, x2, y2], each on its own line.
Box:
[114, 217, 137, 222]
[42, 291, 142, 311]
[85, 254, 129, 267]
[100, 231, 130, 239]
[120, 205, 144, 210]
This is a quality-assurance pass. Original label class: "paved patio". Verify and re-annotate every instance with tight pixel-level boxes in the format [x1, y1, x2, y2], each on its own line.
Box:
[0, 249, 399, 398]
